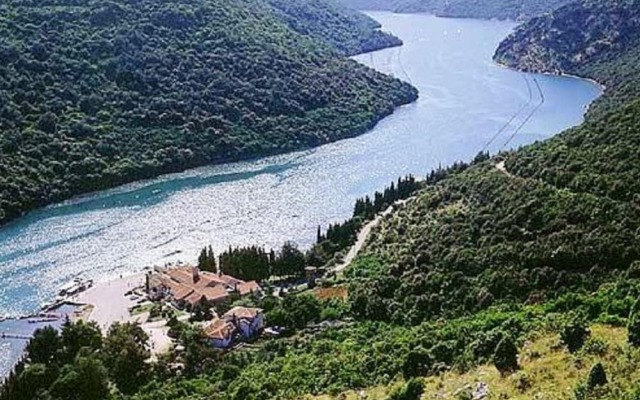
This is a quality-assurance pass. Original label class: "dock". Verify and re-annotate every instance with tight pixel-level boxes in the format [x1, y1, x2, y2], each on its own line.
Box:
[0, 333, 31, 340]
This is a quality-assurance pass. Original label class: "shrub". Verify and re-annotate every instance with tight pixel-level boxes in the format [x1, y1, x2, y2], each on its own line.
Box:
[511, 372, 532, 393]
[402, 347, 432, 379]
[587, 362, 607, 389]
[387, 378, 424, 400]
[560, 318, 590, 353]
[582, 338, 608, 356]
[628, 297, 640, 346]
[493, 337, 519, 375]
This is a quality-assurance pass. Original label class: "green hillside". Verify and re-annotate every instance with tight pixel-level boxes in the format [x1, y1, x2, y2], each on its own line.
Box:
[267, 0, 403, 55]
[495, 0, 640, 204]
[340, 0, 573, 20]
[0, 0, 416, 225]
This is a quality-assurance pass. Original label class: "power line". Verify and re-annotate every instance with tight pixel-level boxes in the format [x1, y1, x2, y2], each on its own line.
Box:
[396, 45, 413, 85]
[481, 73, 533, 152]
[500, 76, 545, 151]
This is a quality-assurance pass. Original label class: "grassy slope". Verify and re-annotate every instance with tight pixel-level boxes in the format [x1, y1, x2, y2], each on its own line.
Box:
[313, 324, 640, 399]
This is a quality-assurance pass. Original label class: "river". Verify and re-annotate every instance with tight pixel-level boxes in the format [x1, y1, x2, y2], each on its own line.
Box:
[0, 12, 601, 375]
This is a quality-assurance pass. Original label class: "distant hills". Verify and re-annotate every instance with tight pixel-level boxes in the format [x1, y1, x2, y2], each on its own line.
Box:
[0, 0, 416, 225]
[340, 0, 573, 20]
[495, 0, 640, 75]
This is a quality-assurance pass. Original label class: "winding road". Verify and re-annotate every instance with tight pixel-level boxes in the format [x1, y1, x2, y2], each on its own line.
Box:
[333, 197, 415, 273]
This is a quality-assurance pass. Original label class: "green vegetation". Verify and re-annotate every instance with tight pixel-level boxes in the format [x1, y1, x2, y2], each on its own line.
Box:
[4, 281, 636, 399]
[267, 0, 402, 55]
[0, 320, 149, 400]
[341, 0, 572, 20]
[495, 0, 640, 76]
[493, 336, 519, 375]
[0, 0, 417, 225]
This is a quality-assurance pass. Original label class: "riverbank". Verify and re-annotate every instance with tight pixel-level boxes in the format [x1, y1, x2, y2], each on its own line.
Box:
[493, 59, 607, 93]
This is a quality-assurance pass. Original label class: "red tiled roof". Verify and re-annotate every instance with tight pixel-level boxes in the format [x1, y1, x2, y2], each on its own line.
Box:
[193, 274, 228, 290]
[219, 274, 244, 286]
[203, 318, 235, 340]
[185, 292, 206, 306]
[223, 306, 262, 321]
[236, 281, 262, 296]
[167, 267, 197, 286]
[199, 286, 229, 303]
[172, 286, 194, 301]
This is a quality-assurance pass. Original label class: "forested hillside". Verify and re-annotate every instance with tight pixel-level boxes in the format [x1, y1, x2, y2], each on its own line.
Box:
[495, 0, 640, 205]
[495, 0, 640, 75]
[267, 0, 402, 55]
[340, 0, 573, 20]
[0, 0, 416, 225]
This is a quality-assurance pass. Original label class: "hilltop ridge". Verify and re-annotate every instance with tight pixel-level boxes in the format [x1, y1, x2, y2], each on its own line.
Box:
[340, 0, 573, 21]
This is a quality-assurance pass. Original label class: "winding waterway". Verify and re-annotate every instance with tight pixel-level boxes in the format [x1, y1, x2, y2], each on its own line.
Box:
[0, 12, 601, 375]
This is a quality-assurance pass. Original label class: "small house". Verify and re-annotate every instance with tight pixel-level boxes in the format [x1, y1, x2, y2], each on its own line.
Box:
[204, 318, 235, 348]
[223, 306, 264, 340]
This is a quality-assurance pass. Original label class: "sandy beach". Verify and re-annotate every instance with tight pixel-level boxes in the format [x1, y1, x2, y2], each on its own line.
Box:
[73, 273, 173, 356]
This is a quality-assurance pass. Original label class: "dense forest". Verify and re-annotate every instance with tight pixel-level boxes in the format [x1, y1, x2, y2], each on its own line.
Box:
[0, 0, 416, 225]
[495, 0, 640, 206]
[340, 0, 573, 20]
[266, 0, 402, 55]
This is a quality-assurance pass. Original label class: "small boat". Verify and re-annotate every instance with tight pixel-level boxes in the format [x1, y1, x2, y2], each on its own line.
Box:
[58, 278, 93, 297]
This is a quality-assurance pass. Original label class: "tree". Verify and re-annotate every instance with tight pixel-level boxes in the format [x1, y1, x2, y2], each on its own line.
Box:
[60, 319, 103, 363]
[560, 318, 590, 353]
[207, 246, 217, 272]
[265, 294, 321, 330]
[190, 299, 213, 322]
[197, 246, 217, 272]
[587, 362, 607, 389]
[402, 346, 432, 379]
[628, 297, 640, 346]
[493, 336, 519, 375]
[49, 351, 110, 400]
[15, 364, 54, 400]
[103, 322, 150, 394]
[26, 326, 62, 366]
[274, 241, 305, 277]
[198, 247, 209, 271]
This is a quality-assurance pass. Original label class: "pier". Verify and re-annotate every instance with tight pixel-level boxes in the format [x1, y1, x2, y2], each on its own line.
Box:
[0, 332, 31, 340]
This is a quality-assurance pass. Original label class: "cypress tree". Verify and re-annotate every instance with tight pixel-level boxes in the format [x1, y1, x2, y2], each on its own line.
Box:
[587, 362, 607, 389]
[493, 336, 519, 375]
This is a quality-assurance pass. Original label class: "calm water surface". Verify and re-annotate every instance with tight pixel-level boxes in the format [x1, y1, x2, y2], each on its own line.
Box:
[0, 12, 601, 375]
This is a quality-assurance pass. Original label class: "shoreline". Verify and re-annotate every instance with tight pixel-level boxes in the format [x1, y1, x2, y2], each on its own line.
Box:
[493, 58, 607, 93]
